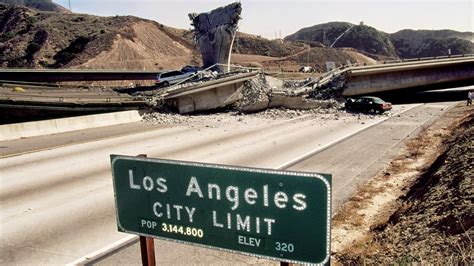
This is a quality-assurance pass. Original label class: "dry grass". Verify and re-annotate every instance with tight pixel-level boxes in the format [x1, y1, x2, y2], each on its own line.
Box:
[332, 201, 365, 227]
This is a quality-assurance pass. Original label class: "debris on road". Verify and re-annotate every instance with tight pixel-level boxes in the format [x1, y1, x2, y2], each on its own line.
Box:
[309, 74, 347, 102]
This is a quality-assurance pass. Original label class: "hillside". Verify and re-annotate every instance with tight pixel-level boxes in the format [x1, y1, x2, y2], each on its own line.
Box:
[233, 32, 305, 57]
[285, 22, 398, 58]
[285, 22, 474, 59]
[284, 21, 352, 47]
[0, 0, 69, 13]
[0, 4, 199, 69]
[391, 29, 474, 58]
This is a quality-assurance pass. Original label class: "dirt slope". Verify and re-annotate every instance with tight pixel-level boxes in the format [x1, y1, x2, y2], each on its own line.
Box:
[368, 113, 473, 264]
[80, 21, 199, 70]
[333, 105, 473, 264]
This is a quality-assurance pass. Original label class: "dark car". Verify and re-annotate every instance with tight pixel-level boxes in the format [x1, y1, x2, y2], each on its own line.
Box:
[345, 96, 392, 114]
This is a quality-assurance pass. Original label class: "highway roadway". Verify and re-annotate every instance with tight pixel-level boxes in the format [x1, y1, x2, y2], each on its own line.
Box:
[0, 102, 456, 265]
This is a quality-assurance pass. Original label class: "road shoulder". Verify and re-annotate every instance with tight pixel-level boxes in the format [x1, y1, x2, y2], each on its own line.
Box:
[331, 103, 473, 263]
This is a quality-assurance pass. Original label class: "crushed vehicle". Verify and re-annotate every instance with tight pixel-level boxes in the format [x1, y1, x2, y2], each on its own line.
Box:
[155, 70, 198, 87]
[345, 96, 392, 114]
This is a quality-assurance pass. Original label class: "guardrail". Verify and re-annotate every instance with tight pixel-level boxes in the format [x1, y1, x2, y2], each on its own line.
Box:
[350, 54, 474, 68]
[348, 56, 474, 75]
[381, 53, 474, 64]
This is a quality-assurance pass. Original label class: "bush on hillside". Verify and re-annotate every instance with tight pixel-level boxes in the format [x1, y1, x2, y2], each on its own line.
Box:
[51, 36, 91, 67]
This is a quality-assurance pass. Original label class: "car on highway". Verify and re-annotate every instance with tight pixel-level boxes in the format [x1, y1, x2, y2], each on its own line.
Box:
[155, 69, 198, 87]
[345, 96, 392, 114]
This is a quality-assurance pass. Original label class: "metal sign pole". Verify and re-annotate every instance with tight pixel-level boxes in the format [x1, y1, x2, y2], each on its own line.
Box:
[137, 154, 156, 266]
[140, 236, 156, 266]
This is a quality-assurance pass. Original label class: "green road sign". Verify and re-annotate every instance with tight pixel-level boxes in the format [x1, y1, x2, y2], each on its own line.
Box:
[111, 155, 331, 265]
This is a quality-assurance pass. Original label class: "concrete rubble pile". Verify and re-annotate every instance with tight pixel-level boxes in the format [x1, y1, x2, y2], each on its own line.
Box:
[308, 74, 347, 103]
[231, 74, 343, 112]
[233, 74, 272, 112]
[283, 78, 313, 89]
[137, 71, 346, 115]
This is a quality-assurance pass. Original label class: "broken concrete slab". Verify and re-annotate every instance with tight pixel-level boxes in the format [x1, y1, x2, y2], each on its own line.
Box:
[233, 74, 271, 112]
[164, 72, 258, 113]
[189, 2, 242, 73]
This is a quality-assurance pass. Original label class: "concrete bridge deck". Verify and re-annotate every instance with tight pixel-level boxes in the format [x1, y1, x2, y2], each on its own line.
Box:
[343, 56, 474, 96]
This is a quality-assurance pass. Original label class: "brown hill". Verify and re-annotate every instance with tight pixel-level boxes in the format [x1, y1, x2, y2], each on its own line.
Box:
[0, 4, 199, 70]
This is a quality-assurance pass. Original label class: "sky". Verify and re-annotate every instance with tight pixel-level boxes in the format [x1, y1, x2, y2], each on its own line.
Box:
[53, 0, 473, 39]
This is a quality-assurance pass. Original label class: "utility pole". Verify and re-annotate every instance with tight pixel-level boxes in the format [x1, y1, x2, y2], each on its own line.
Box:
[323, 29, 326, 46]
[330, 25, 354, 48]
[307, 45, 310, 66]
[68, 0, 72, 11]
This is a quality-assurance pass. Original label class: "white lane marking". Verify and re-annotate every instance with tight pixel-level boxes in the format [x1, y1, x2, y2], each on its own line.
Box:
[277, 105, 422, 169]
[2, 114, 311, 159]
[67, 105, 421, 265]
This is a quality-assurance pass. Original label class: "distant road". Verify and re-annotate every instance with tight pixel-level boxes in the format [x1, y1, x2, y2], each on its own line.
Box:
[0, 69, 158, 82]
[0, 102, 456, 265]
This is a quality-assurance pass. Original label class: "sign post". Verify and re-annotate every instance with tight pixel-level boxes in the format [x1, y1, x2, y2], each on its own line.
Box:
[111, 155, 332, 265]
[136, 154, 156, 266]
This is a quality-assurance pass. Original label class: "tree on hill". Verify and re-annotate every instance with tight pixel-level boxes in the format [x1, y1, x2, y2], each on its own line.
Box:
[284, 22, 353, 47]
[286, 22, 474, 59]
[391, 29, 474, 58]
[285, 22, 398, 58]
[334, 25, 397, 57]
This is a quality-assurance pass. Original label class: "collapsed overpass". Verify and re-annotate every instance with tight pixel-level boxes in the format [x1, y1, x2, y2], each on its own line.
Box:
[342, 56, 474, 96]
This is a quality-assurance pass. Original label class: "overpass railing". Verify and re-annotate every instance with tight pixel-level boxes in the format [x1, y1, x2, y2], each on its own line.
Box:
[152, 63, 261, 98]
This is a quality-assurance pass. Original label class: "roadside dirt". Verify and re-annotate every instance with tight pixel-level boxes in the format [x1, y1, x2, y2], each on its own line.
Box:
[331, 104, 473, 264]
